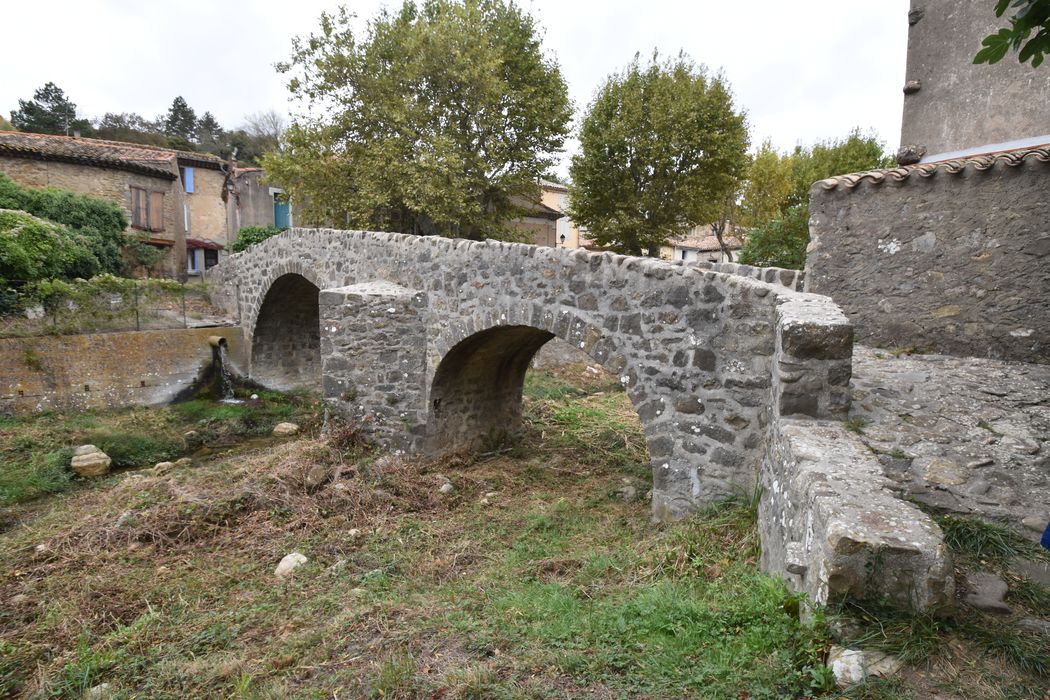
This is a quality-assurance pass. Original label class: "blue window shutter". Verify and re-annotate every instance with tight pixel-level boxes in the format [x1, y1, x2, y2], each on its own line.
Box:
[183, 167, 195, 193]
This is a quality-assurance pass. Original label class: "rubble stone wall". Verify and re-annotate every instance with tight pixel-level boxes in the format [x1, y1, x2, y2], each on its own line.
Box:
[806, 156, 1050, 364]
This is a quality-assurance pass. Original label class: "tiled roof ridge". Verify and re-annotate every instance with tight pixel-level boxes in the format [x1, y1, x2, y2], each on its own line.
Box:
[0, 132, 178, 179]
[819, 143, 1050, 191]
[0, 131, 225, 167]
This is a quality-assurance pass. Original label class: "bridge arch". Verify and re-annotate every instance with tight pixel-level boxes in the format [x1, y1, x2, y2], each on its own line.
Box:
[249, 272, 322, 390]
[216, 228, 853, 521]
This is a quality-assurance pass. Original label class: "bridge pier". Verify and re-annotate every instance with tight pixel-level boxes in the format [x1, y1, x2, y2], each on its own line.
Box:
[319, 282, 429, 451]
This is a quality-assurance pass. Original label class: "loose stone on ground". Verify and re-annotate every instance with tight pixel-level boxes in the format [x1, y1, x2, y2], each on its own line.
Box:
[70, 445, 112, 477]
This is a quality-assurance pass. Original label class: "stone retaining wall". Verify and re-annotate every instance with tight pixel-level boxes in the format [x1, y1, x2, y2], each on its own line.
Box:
[0, 326, 245, 414]
[806, 149, 1050, 363]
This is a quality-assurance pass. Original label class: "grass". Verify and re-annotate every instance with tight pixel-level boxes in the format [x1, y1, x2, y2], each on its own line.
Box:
[3, 365, 1047, 698]
[0, 387, 319, 506]
[936, 514, 1043, 567]
[0, 366, 842, 699]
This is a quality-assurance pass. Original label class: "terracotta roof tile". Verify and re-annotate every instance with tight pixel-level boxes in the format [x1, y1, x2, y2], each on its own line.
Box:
[818, 143, 1050, 191]
[0, 131, 227, 179]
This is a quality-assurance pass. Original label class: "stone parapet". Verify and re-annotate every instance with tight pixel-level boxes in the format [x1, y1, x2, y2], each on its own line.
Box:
[759, 419, 954, 611]
[690, 260, 804, 291]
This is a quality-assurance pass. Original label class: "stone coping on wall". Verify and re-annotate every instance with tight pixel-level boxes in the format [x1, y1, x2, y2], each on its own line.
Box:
[759, 418, 954, 612]
[688, 260, 804, 291]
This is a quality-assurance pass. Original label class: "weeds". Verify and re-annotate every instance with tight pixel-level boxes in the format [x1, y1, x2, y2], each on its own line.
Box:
[937, 514, 1040, 566]
[845, 416, 869, 434]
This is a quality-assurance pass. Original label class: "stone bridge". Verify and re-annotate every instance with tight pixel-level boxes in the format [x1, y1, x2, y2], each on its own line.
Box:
[212, 228, 853, 522]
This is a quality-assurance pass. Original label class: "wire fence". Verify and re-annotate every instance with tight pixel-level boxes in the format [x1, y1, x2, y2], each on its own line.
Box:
[0, 275, 233, 338]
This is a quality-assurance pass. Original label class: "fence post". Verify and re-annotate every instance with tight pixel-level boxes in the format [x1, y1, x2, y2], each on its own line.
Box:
[134, 281, 141, 331]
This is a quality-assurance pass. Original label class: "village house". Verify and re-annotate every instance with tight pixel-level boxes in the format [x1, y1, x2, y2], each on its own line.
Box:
[226, 166, 292, 233]
[504, 178, 584, 248]
[661, 223, 744, 263]
[0, 131, 247, 278]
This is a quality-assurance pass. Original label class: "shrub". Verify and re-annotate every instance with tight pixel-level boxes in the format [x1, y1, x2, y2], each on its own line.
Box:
[0, 209, 99, 283]
[230, 225, 286, 253]
[736, 205, 809, 270]
[0, 173, 127, 275]
[87, 431, 182, 468]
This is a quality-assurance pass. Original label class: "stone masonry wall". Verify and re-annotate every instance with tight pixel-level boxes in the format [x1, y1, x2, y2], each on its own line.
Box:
[215, 229, 852, 522]
[806, 154, 1050, 363]
[758, 418, 953, 611]
[0, 326, 245, 414]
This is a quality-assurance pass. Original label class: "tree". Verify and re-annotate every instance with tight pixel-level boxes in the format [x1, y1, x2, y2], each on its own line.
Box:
[195, 112, 225, 152]
[242, 110, 287, 154]
[975, 0, 1050, 67]
[163, 96, 198, 143]
[567, 52, 749, 256]
[736, 206, 809, 270]
[0, 117, 14, 132]
[93, 112, 167, 146]
[737, 129, 891, 269]
[10, 82, 93, 136]
[265, 1, 572, 238]
[738, 141, 795, 227]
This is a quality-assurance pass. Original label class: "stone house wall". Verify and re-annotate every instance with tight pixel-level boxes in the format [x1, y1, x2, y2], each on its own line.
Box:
[185, 165, 230, 247]
[806, 150, 1050, 364]
[0, 154, 186, 276]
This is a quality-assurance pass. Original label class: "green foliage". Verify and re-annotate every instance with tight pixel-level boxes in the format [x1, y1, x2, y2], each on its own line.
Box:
[568, 51, 749, 256]
[230, 225, 287, 253]
[0, 447, 73, 506]
[739, 140, 795, 227]
[975, 0, 1050, 67]
[266, 0, 572, 238]
[736, 205, 809, 269]
[0, 172, 127, 276]
[10, 82, 93, 136]
[87, 431, 182, 468]
[736, 129, 891, 270]
[0, 210, 98, 284]
[0, 116, 14, 132]
[92, 112, 169, 147]
[163, 96, 198, 142]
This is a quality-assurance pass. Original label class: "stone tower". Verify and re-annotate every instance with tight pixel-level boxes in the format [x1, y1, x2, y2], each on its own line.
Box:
[899, 0, 1050, 164]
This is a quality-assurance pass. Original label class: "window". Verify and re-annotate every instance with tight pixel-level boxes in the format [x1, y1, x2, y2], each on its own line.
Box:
[681, 250, 687, 261]
[184, 203, 190, 233]
[203, 249, 219, 269]
[187, 249, 200, 273]
[130, 187, 165, 232]
[180, 167, 195, 193]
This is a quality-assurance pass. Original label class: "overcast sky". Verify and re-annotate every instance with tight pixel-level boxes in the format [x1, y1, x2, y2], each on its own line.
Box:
[5, 1, 908, 176]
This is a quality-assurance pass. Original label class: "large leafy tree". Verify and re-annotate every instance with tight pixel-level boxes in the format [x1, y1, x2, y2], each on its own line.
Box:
[264, 0, 572, 239]
[10, 82, 93, 136]
[975, 0, 1050, 67]
[738, 129, 892, 269]
[567, 52, 749, 256]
